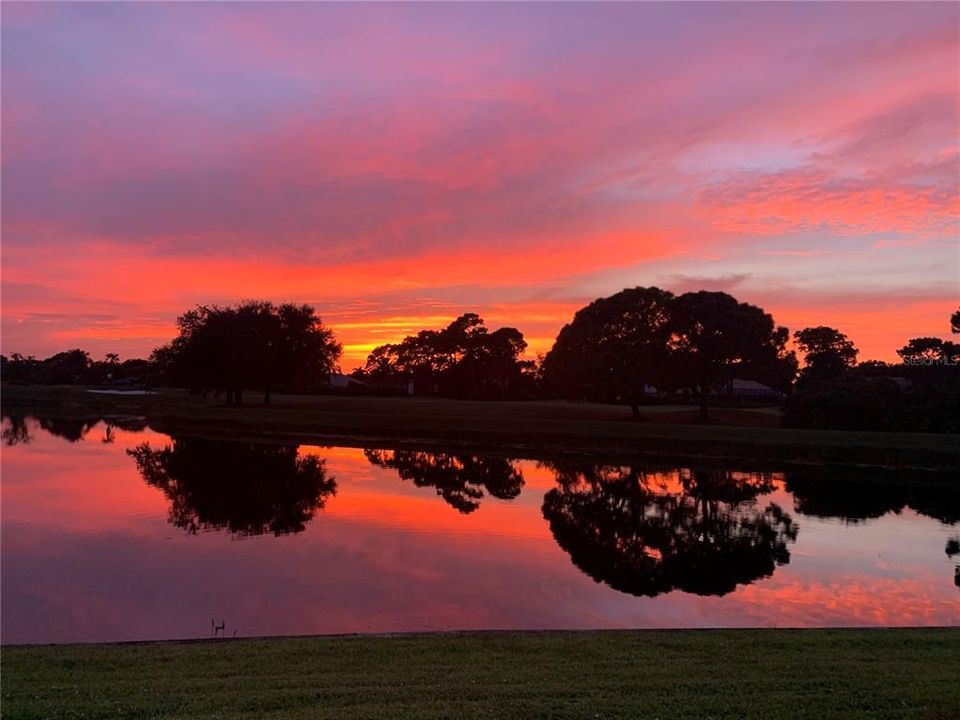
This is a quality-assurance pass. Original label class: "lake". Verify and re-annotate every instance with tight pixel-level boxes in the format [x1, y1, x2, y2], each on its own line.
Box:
[2, 415, 957, 644]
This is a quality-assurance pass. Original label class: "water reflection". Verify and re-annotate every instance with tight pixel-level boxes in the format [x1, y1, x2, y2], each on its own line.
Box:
[3, 413, 147, 446]
[119, 439, 960, 592]
[784, 468, 960, 591]
[542, 464, 797, 597]
[2, 414, 30, 446]
[128, 437, 336, 537]
[785, 469, 960, 526]
[3, 413, 959, 644]
[364, 449, 523, 513]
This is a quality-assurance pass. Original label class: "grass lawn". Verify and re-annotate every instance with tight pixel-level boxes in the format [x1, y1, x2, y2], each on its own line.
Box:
[2, 629, 958, 719]
[2, 384, 958, 469]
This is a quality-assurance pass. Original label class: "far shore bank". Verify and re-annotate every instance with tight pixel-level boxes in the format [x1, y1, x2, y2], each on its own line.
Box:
[3, 383, 958, 470]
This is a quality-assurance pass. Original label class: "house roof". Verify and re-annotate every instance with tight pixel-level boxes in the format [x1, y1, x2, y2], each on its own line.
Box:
[731, 378, 775, 391]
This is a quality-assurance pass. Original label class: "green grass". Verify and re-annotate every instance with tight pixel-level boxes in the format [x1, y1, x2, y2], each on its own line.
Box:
[2, 629, 958, 719]
[3, 384, 959, 469]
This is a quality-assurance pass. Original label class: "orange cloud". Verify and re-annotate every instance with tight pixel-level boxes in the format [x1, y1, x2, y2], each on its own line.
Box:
[2, 3, 957, 367]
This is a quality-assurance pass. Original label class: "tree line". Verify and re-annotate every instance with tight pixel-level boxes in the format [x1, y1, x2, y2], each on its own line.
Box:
[2, 292, 957, 431]
[785, 324, 960, 433]
[0, 350, 150, 387]
[358, 312, 535, 399]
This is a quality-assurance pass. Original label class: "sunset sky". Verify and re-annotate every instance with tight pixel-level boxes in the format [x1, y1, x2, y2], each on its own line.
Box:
[2, 2, 958, 369]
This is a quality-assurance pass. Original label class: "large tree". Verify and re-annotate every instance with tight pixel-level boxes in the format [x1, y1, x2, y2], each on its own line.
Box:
[794, 326, 858, 385]
[153, 301, 341, 405]
[542, 287, 674, 417]
[669, 291, 793, 421]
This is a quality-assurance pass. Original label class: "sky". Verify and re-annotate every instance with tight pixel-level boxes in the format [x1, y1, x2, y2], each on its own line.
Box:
[2, 2, 958, 369]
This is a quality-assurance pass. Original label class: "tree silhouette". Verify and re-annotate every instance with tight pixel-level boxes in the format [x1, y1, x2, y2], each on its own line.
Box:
[794, 326, 858, 386]
[897, 337, 960, 366]
[1, 351, 150, 386]
[153, 301, 341, 405]
[21, 349, 92, 384]
[128, 437, 336, 536]
[364, 449, 523, 513]
[951, 309, 960, 335]
[669, 291, 795, 421]
[542, 287, 673, 416]
[542, 463, 796, 597]
[788, 322, 959, 432]
[359, 314, 533, 399]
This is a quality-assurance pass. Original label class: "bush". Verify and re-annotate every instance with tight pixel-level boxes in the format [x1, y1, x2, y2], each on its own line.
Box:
[784, 371, 960, 433]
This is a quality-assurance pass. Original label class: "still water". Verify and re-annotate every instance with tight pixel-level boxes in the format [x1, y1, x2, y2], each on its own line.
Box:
[2, 415, 957, 644]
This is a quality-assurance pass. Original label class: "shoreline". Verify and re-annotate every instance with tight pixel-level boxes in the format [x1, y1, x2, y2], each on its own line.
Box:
[4, 624, 959, 650]
[3, 384, 958, 471]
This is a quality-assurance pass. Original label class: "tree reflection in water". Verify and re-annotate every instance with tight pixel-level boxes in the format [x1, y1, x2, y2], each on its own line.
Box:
[785, 469, 960, 526]
[2, 413, 148, 446]
[2, 415, 31, 446]
[364, 449, 523, 514]
[786, 468, 960, 591]
[129, 437, 336, 537]
[542, 463, 797, 597]
[947, 537, 960, 589]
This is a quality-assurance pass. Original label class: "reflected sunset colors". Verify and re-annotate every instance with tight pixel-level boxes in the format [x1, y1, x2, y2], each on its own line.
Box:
[1, 415, 957, 644]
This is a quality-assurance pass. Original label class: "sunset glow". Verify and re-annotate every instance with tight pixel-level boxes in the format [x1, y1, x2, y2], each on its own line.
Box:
[2, 2, 958, 367]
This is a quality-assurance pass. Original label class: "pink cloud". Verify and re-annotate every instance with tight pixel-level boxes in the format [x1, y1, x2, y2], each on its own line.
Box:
[2, 3, 957, 365]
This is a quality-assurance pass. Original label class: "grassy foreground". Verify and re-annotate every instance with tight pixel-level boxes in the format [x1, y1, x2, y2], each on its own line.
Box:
[3, 384, 959, 469]
[2, 629, 959, 720]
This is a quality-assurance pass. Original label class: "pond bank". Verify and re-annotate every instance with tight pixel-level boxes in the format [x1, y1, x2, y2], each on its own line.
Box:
[3, 384, 959, 470]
